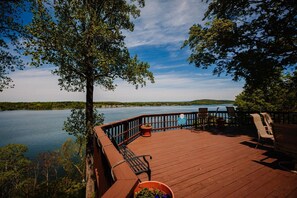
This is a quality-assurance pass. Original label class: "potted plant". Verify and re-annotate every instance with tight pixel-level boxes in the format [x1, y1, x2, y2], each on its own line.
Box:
[216, 117, 225, 129]
[140, 123, 152, 137]
[134, 181, 174, 198]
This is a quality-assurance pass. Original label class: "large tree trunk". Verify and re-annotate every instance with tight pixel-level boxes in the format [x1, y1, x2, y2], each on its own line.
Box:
[85, 74, 95, 198]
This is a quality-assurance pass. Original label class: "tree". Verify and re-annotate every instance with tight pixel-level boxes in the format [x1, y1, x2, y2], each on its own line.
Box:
[0, 144, 32, 197]
[183, 0, 296, 89]
[24, 0, 154, 196]
[0, 0, 30, 91]
[63, 108, 104, 155]
[235, 71, 297, 111]
[37, 151, 60, 194]
[57, 139, 86, 196]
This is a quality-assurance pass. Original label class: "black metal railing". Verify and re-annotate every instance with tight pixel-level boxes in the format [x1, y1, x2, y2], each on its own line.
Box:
[100, 111, 297, 146]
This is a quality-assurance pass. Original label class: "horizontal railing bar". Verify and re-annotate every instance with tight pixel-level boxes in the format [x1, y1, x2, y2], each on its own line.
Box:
[99, 111, 297, 146]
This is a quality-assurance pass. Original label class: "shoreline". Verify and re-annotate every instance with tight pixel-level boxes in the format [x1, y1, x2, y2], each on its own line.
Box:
[0, 100, 234, 111]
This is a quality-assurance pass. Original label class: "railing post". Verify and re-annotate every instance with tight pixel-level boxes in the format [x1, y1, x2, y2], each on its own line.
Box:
[124, 121, 129, 143]
[163, 115, 166, 131]
[194, 112, 197, 129]
[139, 116, 143, 131]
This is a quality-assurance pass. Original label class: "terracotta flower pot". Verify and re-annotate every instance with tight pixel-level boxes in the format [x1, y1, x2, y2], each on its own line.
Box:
[140, 125, 152, 137]
[134, 181, 174, 198]
[216, 117, 225, 128]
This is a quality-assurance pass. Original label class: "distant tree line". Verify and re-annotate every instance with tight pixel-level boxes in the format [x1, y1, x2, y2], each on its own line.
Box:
[0, 100, 234, 111]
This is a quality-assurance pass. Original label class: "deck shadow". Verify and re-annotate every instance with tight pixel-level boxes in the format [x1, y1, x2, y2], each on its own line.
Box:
[197, 126, 258, 138]
[252, 155, 296, 173]
[240, 141, 296, 173]
[240, 140, 274, 150]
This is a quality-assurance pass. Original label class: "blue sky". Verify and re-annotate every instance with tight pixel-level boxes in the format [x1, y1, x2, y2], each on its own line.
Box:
[1, 0, 244, 102]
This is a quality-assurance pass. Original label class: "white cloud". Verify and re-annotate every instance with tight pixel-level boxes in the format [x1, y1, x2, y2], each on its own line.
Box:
[1, 69, 85, 102]
[0, 68, 243, 102]
[93, 72, 243, 102]
[153, 64, 188, 70]
[125, 0, 209, 48]
[0, 1, 244, 103]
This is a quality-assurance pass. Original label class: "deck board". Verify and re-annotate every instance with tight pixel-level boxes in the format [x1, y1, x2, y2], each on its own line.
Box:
[128, 129, 297, 197]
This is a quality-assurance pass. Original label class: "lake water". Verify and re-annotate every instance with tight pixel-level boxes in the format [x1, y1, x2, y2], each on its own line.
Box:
[0, 105, 230, 158]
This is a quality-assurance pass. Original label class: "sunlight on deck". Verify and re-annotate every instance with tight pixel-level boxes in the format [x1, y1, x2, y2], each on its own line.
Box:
[128, 129, 297, 197]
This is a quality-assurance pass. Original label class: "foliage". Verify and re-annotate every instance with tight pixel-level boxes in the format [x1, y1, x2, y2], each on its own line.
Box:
[0, 140, 86, 197]
[235, 89, 277, 112]
[183, 0, 296, 89]
[0, 0, 31, 91]
[33, 139, 86, 197]
[63, 108, 104, 139]
[24, 1, 154, 195]
[135, 187, 171, 198]
[24, 0, 154, 92]
[58, 139, 85, 181]
[0, 144, 32, 197]
[63, 108, 104, 153]
[235, 72, 297, 111]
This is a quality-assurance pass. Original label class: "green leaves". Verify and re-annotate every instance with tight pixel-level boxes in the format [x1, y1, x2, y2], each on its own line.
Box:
[0, 144, 32, 197]
[184, 0, 296, 86]
[24, 2, 153, 195]
[184, 18, 236, 69]
[184, 0, 296, 111]
[235, 72, 297, 111]
[0, 0, 29, 91]
[25, 0, 154, 92]
[63, 108, 104, 140]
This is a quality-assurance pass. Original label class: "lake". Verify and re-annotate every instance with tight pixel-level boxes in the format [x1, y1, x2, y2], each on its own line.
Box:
[0, 105, 231, 158]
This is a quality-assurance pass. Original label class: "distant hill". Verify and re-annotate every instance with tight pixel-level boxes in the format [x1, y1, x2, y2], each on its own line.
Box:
[0, 99, 234, 111]
[189, 99, 234, 105]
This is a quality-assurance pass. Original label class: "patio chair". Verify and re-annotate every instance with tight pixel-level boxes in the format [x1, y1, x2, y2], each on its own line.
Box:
[260, 112, 273, 135]
[250, 113, 274, 148]
[226, 106, 238, 126]
[197, 108, 208, 130]
[208, 107, 219, 126]
[272, 123, 297, 173]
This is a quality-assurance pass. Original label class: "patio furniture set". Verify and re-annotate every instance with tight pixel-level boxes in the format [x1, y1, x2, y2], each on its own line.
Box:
[196, 106, 237, 130]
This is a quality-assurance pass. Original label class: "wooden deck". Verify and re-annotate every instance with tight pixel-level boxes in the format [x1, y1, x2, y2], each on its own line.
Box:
[128, 129, 297, 197]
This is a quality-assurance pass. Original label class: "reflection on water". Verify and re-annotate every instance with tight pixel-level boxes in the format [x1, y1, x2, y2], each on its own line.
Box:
[0, 105, 231, 158]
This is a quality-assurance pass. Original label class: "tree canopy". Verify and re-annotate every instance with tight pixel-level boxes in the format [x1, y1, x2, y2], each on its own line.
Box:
[25, 0, 154, 92]
[0, 141, 87, 197]
[24, 0, 154, 196]
[0, 144, 32, 197]
[235, 71, 297, 111]
[184, 0, 296, 89]
[0, 0, 30, 91]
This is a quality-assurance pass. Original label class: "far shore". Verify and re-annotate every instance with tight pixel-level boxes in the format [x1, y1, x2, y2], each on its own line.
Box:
[0, 99, 234, 111]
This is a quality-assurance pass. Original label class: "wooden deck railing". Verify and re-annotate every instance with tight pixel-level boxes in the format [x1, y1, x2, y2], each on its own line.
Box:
[93, 110, 297, 197]
[93, 126, 139, 198]
[101, 111, 297, 147]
